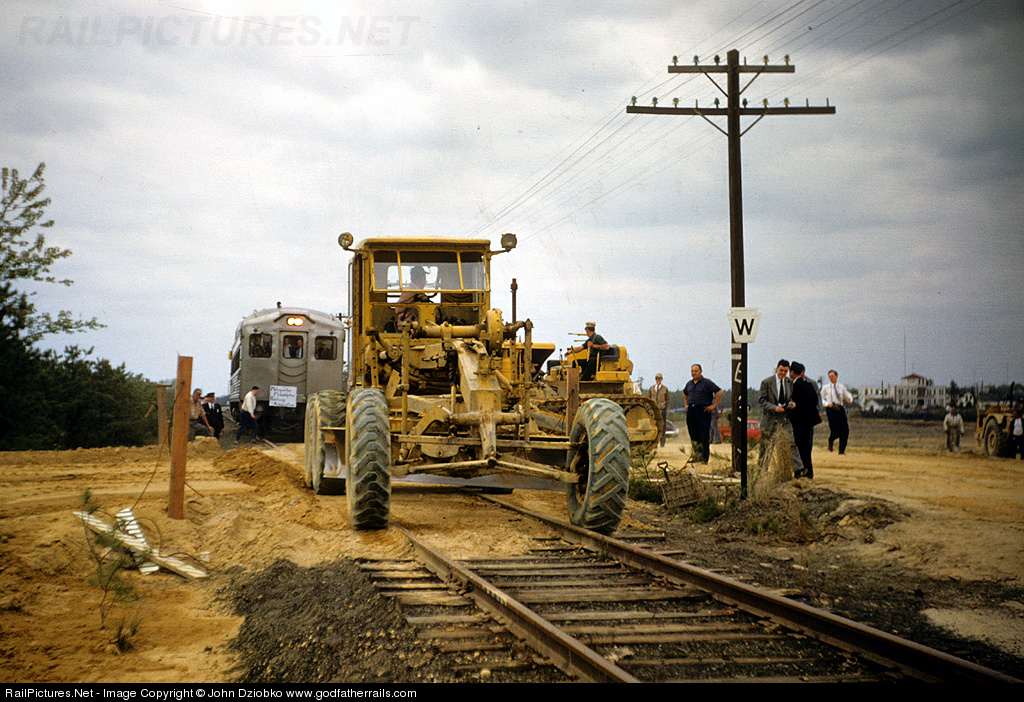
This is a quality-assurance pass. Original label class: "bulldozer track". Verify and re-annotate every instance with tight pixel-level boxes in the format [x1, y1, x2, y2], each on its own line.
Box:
[359, 497, 1020, 683]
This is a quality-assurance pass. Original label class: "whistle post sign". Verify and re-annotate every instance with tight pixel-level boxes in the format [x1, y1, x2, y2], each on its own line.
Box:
[728, 307, 761, 344]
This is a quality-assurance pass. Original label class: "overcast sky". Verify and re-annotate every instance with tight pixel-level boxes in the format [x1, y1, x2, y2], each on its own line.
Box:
[3, 0, 1022, 399]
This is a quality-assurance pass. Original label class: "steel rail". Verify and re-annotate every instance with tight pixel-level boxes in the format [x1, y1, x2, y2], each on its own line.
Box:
[477, 494, 1021, 684]
[391, 522, 640, 683]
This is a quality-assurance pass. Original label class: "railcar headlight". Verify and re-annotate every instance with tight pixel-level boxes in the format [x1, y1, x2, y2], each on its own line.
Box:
[286, 317, 304, 326]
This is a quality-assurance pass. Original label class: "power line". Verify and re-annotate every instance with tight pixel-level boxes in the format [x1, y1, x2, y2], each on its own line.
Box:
[465, 0, 992, 242]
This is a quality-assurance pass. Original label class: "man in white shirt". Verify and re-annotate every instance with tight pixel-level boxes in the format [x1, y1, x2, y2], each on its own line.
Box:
[821, 369, 854, 454]
[236, 386, 260, 443]
[943, 405, 964, 452]
[1009, 410, 1023, 459]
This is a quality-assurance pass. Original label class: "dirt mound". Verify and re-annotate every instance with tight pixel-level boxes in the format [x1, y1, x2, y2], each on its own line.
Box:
[188, 436, 224, 459]
[824, 498, 907, 530]
[223, 559, 454, 683]
[214, 448, 304, 491]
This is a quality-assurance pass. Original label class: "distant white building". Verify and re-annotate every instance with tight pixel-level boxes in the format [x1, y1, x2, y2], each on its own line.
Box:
[859, 374, 949, 412]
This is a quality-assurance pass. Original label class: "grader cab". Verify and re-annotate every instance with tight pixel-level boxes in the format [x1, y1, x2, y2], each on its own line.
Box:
[304, 233, 633, 534]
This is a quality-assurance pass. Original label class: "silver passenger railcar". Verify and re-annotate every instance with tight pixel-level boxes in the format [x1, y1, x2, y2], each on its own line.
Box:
[229, 304, 346, 438]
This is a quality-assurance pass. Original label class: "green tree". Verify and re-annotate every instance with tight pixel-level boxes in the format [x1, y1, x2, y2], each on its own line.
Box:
[0, 163, 154, 450]
[1, 162, 102, 343]
[46, 346, 157, 448]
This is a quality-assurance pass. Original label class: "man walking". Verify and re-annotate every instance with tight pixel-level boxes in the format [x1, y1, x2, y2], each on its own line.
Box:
[944, 405, 964, 452]
[758, 359, 795, 469]
[821, 369, 853, 454]
[789, 362, 821, 479]
[683, 364, 721, 464]
[236, 386, 260, 443]
[649, 373, 670, 447]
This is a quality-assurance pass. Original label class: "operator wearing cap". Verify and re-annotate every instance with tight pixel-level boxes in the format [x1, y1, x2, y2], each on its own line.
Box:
[568, 322, 609, 382]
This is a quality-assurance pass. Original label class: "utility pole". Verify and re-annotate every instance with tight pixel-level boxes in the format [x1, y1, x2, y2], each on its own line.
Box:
[627, 49, 834, 496]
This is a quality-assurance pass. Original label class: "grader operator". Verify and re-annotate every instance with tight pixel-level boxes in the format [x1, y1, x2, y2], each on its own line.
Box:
[304, 233, 645, 535]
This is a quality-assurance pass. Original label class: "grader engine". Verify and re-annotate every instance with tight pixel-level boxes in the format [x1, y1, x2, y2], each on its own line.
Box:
[304, 233, 636, 535]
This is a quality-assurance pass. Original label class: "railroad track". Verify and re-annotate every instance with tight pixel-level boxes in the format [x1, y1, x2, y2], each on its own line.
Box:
[361, 493, 1020, 683]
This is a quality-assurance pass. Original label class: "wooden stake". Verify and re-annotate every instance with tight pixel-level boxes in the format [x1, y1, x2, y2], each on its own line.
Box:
[153, 383, 172, 448]
[168, 356, 192, 519]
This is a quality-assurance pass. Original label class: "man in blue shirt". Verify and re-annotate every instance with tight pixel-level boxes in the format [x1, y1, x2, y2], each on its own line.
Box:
[683, 364, 722, 464]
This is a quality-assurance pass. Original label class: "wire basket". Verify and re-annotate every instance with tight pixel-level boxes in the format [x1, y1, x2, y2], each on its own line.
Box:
[658, 461, 702, 508]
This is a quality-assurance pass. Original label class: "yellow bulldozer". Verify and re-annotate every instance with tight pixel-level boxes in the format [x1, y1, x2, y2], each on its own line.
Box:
[303, 233, 657, 535]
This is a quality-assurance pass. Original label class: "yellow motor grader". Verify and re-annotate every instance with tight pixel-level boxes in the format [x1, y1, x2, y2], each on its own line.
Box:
[304, 233, 654, 535]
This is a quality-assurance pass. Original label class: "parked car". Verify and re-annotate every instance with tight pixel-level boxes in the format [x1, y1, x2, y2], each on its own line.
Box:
[719, 419, 762, 442]
[663, 420, 680, 437]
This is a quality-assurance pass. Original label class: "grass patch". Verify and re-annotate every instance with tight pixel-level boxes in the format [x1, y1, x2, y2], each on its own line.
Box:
[628, 476, 663, 503]
[690, 496, 726, 523]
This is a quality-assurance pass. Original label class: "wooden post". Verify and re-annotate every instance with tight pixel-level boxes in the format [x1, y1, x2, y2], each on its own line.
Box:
[627, 51, 834, 498]
[153, 383, 172, 447]
[169, 356, 192, 519]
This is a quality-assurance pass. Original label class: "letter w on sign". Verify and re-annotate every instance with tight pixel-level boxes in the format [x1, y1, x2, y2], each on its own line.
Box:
[728, 308, 761, 344]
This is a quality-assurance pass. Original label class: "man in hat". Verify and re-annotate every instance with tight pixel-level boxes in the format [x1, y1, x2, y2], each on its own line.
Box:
[202, 392, 224, 439]
[568, 322, 609, 381]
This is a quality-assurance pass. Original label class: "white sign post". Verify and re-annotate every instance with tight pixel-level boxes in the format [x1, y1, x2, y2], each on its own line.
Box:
[728, 307, 761, 344]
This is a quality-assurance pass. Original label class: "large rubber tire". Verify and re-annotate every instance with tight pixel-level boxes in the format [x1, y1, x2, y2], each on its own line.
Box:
[983, 420, 1008, 458]
[346, 388, 391, 530]
[566, 398, 630, 535]
[304, 391, 345, 494]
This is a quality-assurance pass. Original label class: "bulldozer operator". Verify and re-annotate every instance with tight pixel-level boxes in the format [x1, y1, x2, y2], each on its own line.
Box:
[395, 265, 432, 325]
[568, 321, 610, 381]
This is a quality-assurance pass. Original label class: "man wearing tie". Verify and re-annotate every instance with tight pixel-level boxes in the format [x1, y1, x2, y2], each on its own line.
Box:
[649, 373, 670, 447]
[821, 369, 854, 454]
[758, 359, 795, 469]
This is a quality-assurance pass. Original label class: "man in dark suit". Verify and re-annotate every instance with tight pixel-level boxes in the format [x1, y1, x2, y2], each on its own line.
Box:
[203, 393, 225, 439]
[758, 359, 795, 468]
[789, 362, 822, 479]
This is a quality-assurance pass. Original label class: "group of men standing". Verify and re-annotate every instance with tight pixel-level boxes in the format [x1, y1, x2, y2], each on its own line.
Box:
[187, 386, 260, 443]
[649, 360, 854, 480]
[759, 360, 854, 478]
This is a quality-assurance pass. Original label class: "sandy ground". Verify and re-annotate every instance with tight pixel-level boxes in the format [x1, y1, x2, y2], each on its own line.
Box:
[1, 419, 1022, 682]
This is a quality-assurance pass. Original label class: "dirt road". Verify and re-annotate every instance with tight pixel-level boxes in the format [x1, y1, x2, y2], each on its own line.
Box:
[1, 418, 1021, 682]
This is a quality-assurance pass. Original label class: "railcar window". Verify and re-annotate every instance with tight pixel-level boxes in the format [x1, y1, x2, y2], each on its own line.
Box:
[282, 335, 304, 359]
[249, 333, 272, 358]
[314, 336, 336, 360]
